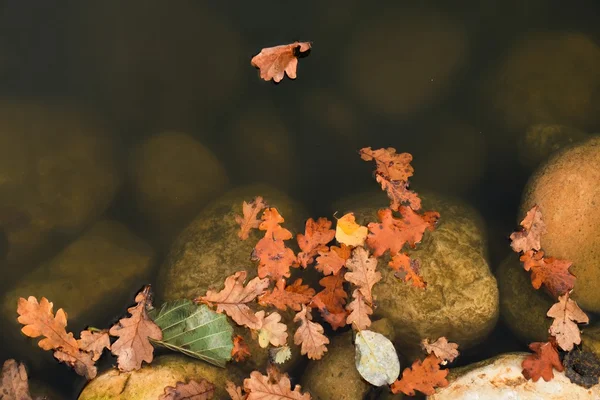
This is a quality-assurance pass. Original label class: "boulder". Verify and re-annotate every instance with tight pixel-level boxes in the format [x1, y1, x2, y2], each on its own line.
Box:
[517, 124, 588, 169]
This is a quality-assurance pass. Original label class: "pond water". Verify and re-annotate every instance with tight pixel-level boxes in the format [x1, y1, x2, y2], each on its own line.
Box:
[1, 1, 600, 398]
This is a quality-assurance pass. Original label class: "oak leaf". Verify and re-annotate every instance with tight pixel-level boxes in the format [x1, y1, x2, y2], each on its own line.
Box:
[252, 208, 297, 281]
[367, 207, 439, 257]
[335, 213, 368, 247]
[109, 285, 163, 372]
[232, 335, 251, 362]
[520, 250, 575, 297]
[293, 305, 329, 360]
[345, 247, 381, 304]
[346, 290, 372, 330]
[243, 367, 311, 400]
[197, 271, 270, 329]
[258, 278, 315, 312]
[77, 329, 111, 362]
[226, 381, 247, 400]
[256, 311, 288, 348]
[390, 354, 449, 396]
[389, 253, 426, 289]
[311, 272, 348, 330]
[159, 379, 215, 400]
[547, 293, 589, 351]
[510, 205, 546, 253]
[0, 359, 32, 400]
[522, 340, 564, 382]
[374, 175, 421, 212]
[421, 337, 459, 364]
[16, 296, 97, 379]
[236, 197, 267, 240]
[251, 41, 312, 83]
[315, 244, 351, 276]
[297, 218, 335, 268]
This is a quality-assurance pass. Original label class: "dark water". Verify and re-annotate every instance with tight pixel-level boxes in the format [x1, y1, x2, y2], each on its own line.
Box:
[1, 1, 600, 398]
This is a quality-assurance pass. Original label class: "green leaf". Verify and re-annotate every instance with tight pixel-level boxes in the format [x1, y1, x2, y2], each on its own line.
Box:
[148, 299, 233, 368]
[355, 330, 400, 386]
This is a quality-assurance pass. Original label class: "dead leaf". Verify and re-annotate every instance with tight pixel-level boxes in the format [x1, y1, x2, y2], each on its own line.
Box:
[354, 330, 400, 386]
[390, 354, 449, 396]
[250, 41, 312, 83]
[258, 278, 315, 312]
[345, 247, 381, 304]
[159, 379, 215, 400]
[389, 253, 426, 289]
[243, 366, 311, 400]
[270, 346, 292, 365]
[346, 290, 372, 330]
[311, 272, 348, 330]
[335, 213, 368, 247]
[297, 217, 335, 268]
[315, 244, 351, 276]
[547, 293, 589, 351]
[232, 335, 251, 362]
[236, 197, 268, 240]
[225, 381, 247, 400]
[293, 305, 329, 360]
[522, 340, 564, 382]
[197, 271, 270, 329]
[510, 205, 547, 253]
[77, 329, 111, 362]
[256, 311, 288, 348]
[520, 250, 575, 298]
[0, 359, 32, 400]
[421, 337, 459, 364]
[109, 285, 163, 372]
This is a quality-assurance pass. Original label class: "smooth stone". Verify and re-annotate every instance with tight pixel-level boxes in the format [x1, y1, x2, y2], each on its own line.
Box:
[520, 136, 600, 311]
[517, 124, 589, 169]
[497, 252, 553, 343]
[78, 355, 244, 400]
[429, 353, 600, 399]
[129, 131, 229, 246]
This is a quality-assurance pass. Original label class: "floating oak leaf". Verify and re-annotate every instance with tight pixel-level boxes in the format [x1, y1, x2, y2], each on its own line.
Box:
[293, 305, 329, 360]
[232, 335, 251, 362]
[335, 213, 368, 247]
[390, 354, 449, 396]
[109, 285, 163, 372]
[244, 366, 311, 400]
[345, 247, 381, 303]
[315, 244, 351, 276]
[355, 330, 400, 386]
[311, 272, 348, 330]
[389, 253, 426, 289]
[0, 360, 32, 400]
[226, 381, 247, 400]
[346, 290, 372, 330]
[270, 346, 292, 364]
[256, 311, 288, 348]
[547, 293, 589, 351]
[297, 217, 335, 268]
[197, 271, 270, 330]
[159, 379, 215, 400]
[421, 337, 459, 364]
[77, 329, 111, 362]
[520, 250, 575, 297]
[236, 197, 267, 240]
[251, 41, 312, 83]
[510, 205, 547, 253]
[375, 175, 421, 212]
[252, 208, 297, 281]
[522, 340, 564, 382]
[258, 278, 315, 312]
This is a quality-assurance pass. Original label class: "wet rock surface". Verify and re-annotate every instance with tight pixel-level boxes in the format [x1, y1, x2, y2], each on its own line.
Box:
[517, 124, 588, 170]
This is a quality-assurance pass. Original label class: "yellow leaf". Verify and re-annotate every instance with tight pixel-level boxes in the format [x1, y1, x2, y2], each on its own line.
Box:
[335, 213, 368, 247]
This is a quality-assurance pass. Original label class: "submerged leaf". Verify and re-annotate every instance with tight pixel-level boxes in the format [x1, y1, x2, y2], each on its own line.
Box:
[159, 379, 215, 400]
[270, 346, 292, 364]
[0, 359, 32, 400]
[236, 197, 268, 240]
[354, 330, 400, 386]
[243, 367, 311, 399]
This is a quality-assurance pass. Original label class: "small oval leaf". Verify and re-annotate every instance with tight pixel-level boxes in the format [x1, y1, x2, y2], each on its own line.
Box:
[355, 330, 400, 386]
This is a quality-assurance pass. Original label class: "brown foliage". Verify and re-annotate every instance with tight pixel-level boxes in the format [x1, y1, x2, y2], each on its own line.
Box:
[520, 250, 575, 298]
[251, 42, 312, 83]
[510, 205, 546, 253]
[391, 354, 449, 396]
[258, 278, 315, 312]
[231, 335, 251, 362]
[159, 379, 215, 400]
[236, 197, 267, 240]
[315, 244, 351, 276]
[296, 217, 335, 268]
[78, 329, 111, 362]
[547, 293, 589, 351]
[421, 337, 459, 364]
[293, 305, 329, 360]
[522, 340, 564, 382]
[345, 290, 372, 330]
[344, 247, 381, 304]
[252, 208, 297, 281]
[0, 359, 33, 400]
[243, 365, 311, 399]
[311, 272, 348, 330]
[389, 253, 426, 289]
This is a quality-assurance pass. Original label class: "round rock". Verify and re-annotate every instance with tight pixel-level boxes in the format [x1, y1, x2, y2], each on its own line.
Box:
[517, 124, 588, 169]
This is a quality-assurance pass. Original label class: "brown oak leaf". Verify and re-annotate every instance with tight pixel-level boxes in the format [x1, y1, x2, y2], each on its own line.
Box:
[16, 296, 97, 379]
[344, 247, 381, 303]
[297, 217, 335, 268]
[109, 285, 163, 372]
[243, 367, 311, 400]
[520, 250, 575, 298]
[311, 272, 348, 330]
[0, 359, 32, 400]
[225, 381, 247, 400]
[421, 337, 459, 364]
[159, 379, 215, 400]
[389, 253, 426, 289]
[252, 208, 298, 281]
[367, 207, 439, 257]
[547, 293, 589, 351]
[255, 311, 288, 348]
[346, 290, 372, 330]
[236, 197, 267, 240]
[391, 354, 449, 396]
[77, 329, 111, 362]
[510, 205, 547, 253]
[197, 271, 270, 330]
[250, 41, 312, 83]
[232, 335, 251, 362]
[293, 305, 329, 360]
[315, 244, 351, 276]
[522, 340, 564, 382]
[375, 174, 422, 212]
[258, 278, 315, 312]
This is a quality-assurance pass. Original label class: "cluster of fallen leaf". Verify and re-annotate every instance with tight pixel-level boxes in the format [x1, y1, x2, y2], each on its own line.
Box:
[510, 206, 592, 384]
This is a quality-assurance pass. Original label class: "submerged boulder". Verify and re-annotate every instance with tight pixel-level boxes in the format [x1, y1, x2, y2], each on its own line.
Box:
[517, 124, 588, 170]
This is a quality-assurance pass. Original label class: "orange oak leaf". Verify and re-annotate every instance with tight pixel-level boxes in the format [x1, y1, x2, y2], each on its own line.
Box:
[232, 335, 251, 362]
[255, 311, 288, 348]
[311, 272, 348, 330]
[252, 208, 297, 281]
[77, 329, 111, 362]
[16, 296, 97, 379]
[0, 360, 33, 400]
[367, 207, 439, 258]
[375, 174, 422, 212]
[346, 289, 372, 330]
[109, 285, 163, 372]
[510, 205, 547, 253]
[159, 379, 215, 400]
[293, 305, 329, 360]
[344, 247, 381, 304]
[315, 244, 351, 276]
[390, 354, 449, 396]
[236, 197, 268, 240]
[522, 340, 564, 382]
[297, 218, 335, 268]
[250, 41, 312, 83]
[389, 253, 426, 289]
[520, 250, 575, 297]
[225, 381, 247, 400]
[547, 293, 589, 351]
[335, 213, 368, 247]
[197, 271, 270, 330]
[243, 367, 311, 400]
[258, 278, 315, 312]
[421, 337, 459, 364]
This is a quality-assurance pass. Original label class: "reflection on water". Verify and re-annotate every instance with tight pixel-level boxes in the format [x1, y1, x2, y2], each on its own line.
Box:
[0, 0, 599, 397]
